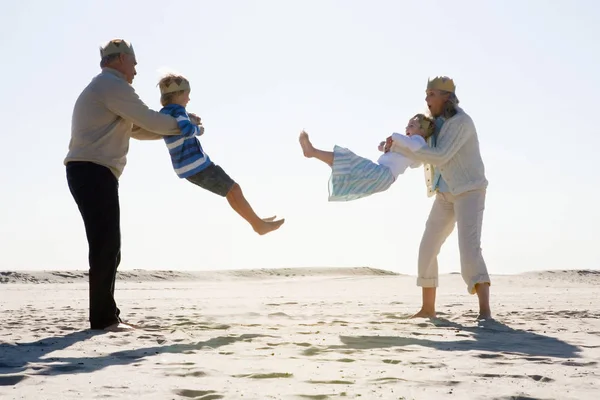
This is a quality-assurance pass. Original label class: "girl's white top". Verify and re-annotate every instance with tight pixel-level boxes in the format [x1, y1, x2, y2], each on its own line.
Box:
[377, 134, 426, 179]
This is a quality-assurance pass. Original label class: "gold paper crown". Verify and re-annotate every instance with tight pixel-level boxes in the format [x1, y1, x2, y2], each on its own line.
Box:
[426, 76, 455, 93]
[100, 39, 135, 58]
[413, 114, 435, 137]
[159, 76, 191, 94]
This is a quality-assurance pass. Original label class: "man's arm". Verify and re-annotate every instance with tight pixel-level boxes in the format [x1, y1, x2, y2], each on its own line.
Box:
[102, 79, 180, 136]
[130, 125, 164, 140]
[390, 119, 474, 165]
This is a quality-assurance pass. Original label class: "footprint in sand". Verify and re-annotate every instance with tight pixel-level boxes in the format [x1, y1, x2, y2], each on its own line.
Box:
[268, 312, 292, 318]
[233, 372, 293, 379]
[173, 389, 223, 399]
[562, 361, 597, 367]
[477, 373, 554, 383]
[166, 369, 207, 378]
[476, 353, 504, 359]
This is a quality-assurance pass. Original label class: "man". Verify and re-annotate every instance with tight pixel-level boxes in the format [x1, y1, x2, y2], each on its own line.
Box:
[388, 76, 491, 320]
[64, 39, 201, 331]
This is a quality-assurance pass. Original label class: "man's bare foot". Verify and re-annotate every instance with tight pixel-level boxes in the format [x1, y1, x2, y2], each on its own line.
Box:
[299, 131, 315, 158]
[410, 308, 436, 319]
[103, 322, 135, 332]
[253, 218, 285, 235]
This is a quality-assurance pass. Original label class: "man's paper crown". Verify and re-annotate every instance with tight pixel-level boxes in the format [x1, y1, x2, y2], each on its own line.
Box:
[100, 39, 135, 58]
[426, 76, 455, 93]
[159, 76, 191, 94]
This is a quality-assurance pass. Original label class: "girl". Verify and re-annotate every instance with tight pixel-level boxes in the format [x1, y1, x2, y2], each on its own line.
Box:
[299, 114, 435, 201]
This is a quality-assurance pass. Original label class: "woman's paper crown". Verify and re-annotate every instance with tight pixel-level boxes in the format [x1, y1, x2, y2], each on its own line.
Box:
[426, 76, 455, 93]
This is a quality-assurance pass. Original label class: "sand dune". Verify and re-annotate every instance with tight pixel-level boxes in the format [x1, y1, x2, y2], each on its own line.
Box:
[1, 268, 599, 399]
[0, 266, 398, 285]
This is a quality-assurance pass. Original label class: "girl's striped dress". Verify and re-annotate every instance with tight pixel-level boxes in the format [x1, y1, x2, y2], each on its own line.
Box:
[328, 145, 395, 202]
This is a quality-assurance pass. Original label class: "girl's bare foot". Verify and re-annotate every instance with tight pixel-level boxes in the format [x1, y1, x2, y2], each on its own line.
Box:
[299, 131, 316, 158]
[253, 218, 285, 235]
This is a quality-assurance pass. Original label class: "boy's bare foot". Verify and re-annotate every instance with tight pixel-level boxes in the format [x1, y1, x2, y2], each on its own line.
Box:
[299, 131, 315, 158]
[253, 218, 285, 235]
[410, 308, 436, 319]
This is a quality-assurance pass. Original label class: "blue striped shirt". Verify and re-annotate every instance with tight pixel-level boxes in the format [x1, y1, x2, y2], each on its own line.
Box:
[160, 104, 211, 178]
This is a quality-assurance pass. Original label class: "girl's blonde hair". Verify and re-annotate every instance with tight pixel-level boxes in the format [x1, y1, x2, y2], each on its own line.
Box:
[412, 113, 436, 138]
[157, 74, 190, 106]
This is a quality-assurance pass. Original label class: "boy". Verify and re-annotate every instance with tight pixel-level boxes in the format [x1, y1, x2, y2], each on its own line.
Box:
[299, 114, 435, 201]
[158, 74, 284, 235]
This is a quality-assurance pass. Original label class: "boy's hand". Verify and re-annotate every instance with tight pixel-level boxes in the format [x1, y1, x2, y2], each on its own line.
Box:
[189, 113, 202, 125]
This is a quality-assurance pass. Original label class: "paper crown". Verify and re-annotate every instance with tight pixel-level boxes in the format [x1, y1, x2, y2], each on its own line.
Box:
[159, 76, 191, 94]
[413, 114, 435, 135]
[426, 76, 455, 93]
[100, 39, 135, 58]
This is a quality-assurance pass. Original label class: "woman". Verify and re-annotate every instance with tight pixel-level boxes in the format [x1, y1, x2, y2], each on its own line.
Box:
[389, 76, 491, 320]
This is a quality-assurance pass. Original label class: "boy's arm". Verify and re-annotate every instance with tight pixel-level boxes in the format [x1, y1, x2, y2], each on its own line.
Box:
[171, 108, 204, 138]
[102, 79, 180, 136]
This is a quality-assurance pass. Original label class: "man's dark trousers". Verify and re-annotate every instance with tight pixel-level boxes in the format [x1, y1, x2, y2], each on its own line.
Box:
[66, 161, 122, 329]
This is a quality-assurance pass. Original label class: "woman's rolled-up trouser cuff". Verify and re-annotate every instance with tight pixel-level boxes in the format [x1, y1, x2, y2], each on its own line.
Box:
[466, 274, 491, 295]
[417, 277, 438, 288]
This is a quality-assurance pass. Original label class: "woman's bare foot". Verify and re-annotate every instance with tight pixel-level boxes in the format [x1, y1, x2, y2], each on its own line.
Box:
[410, 308, 436, 319]
[253, 218, 285, 235]
[299, 131, 316, 158]
[476, 310, 492, 321]
[475, 283, 491, 321]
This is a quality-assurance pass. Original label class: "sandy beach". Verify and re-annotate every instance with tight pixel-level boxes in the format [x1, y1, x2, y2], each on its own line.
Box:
[1, 267, 599, 400]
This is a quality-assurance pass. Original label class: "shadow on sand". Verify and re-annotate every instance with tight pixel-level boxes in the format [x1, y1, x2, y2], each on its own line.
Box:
[334, 318, 581, 359]
[0, 330, 270, 385]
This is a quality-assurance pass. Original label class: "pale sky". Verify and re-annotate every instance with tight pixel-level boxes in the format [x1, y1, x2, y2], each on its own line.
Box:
[1, 0, 598, 275]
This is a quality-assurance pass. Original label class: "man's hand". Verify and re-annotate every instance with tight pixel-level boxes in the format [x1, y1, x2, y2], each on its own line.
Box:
[378, 141, 386, 152]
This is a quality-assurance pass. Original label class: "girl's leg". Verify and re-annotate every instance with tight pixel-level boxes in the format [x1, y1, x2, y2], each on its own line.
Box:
[299, 131, 334, 167]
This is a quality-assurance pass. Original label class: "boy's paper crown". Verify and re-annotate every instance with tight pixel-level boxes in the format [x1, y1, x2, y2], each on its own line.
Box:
[426, 76, 455, 93]
[159, 76, 191, 94]
[100, 39, 135, 58]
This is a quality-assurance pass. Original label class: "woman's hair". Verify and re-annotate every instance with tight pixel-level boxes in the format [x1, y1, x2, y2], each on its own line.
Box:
[439, 91, 460, 119]
[158, 74, 189, 106]
[412, 113, 436, 138]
